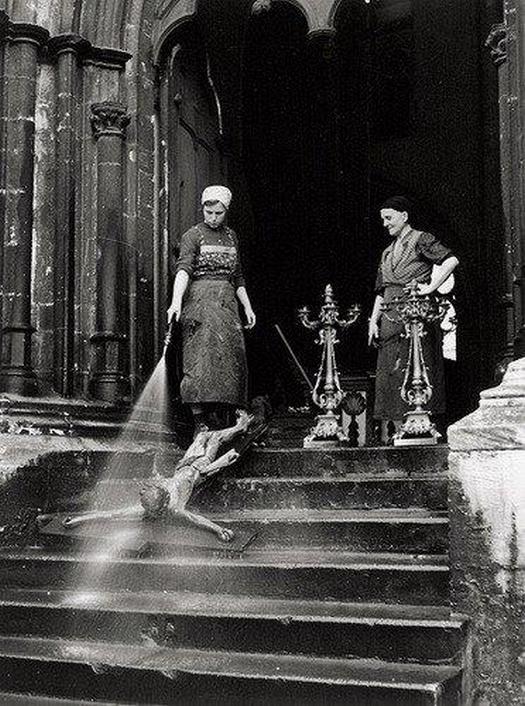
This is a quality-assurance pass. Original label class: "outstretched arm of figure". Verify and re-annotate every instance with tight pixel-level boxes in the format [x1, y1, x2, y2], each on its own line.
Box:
[417, 255, 459, 295]
[368, 294, 384, 346]
[167, 270, 189, 322]
[58, 505, 144, 528]
[236, 286, 256, 328]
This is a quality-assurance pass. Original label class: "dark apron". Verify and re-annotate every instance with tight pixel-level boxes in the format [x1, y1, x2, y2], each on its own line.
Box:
[179, 279, 247, 406]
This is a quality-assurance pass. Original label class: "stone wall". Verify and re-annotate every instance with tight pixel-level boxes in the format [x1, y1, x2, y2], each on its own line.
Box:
[448, 357, 525, 704]
[0, 1, 159, 401]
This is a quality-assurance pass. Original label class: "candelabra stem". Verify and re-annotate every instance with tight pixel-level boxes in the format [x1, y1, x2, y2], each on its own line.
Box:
[383, 283, 448, 446]
[299, 284, 361, 448]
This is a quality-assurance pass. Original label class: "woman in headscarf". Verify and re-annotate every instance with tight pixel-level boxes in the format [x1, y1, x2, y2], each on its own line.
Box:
[167, 186, 256, 428]
[368, 196, 459, 442]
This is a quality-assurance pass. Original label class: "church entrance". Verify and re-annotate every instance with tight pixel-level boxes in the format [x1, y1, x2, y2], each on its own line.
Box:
[159, 0, 504, 423]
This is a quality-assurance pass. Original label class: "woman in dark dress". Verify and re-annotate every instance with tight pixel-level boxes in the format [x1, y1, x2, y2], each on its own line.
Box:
[167, 186, 256, 427]
[368, 197, 459, 442]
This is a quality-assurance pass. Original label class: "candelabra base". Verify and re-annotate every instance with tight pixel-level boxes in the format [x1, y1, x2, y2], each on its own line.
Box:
[303, 412, 348, 448]
[393, 409, 440, 447]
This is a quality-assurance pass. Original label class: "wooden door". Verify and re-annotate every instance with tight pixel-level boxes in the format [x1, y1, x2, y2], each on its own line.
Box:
[154, 39, 226, 356]
[166, 42, 226, 258]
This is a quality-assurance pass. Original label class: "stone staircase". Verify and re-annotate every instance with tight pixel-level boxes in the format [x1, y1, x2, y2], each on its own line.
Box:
[0, 445, 466, 705]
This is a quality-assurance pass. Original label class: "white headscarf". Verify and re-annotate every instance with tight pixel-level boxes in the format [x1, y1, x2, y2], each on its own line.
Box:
[201, 185, 233, 210]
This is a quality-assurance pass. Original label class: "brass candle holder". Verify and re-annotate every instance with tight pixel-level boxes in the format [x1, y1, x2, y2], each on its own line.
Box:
[298, 284, 361, 448]
[382, 280, 450, 446]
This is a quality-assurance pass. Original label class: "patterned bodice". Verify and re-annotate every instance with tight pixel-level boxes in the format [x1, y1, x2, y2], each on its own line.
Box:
[193, 225, 238, 281]
[175, 222, 245, 289]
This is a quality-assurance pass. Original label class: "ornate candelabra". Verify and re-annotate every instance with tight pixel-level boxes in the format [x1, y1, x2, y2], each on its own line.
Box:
[298, 285, 361, 447]
[382, 280, 450, 445]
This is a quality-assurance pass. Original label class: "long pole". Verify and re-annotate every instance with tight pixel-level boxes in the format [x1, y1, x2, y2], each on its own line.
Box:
[274, 324, 313, 391]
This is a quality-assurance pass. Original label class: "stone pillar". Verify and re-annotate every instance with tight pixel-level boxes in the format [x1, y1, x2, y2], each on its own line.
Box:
[486, 20, 521, 374]
[88, 101, 131, 403]
[501, 1, 525, 358]
[448, 359, 525, 704]
[0, 22, 49, 395]
[48, 35, 90, 397]
[0, 11, 9, 257]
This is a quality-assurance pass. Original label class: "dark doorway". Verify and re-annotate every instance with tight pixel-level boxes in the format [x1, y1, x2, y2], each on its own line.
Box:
[240, 0, 503, 421]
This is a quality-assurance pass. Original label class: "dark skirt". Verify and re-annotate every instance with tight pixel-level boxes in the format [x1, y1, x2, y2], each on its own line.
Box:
[374, 285, 446, 420]
[180, 279, 247, 406]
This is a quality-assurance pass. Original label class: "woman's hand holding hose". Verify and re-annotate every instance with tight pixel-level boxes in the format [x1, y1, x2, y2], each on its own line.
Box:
[167, 271, 189, 323]
[167, 302, 181, 323]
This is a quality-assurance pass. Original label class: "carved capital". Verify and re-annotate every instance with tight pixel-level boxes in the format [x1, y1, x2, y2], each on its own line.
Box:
[7, 21, 50, 47]
[85, 46, 132, 70]
[486, 23, 507, 66]
[48, 33, 91, 60]
[90, 101, 131, 139]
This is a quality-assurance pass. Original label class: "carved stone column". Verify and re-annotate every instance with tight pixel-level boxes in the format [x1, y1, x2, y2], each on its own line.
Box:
[499, 2, 525, 359]
[48, 35, 91, 397]
[486, 22, 519, 374]
[0, 22, 49, 395]
[0, 11, 9, 237]
[88, 102, 131, 403]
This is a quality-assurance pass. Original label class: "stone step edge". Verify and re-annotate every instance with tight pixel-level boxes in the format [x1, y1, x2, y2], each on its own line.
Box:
[0, 588, 465, 629]
[0, 693, 129, 706]
[0, 546, 450, 570]
[96, 472, 449, 485]
[0, 636, 462, 691]
[43, 508, 450, 525]
[227, 474, 448, 485]
[250, 446, 449, 454]
[207, 508, 450, 524]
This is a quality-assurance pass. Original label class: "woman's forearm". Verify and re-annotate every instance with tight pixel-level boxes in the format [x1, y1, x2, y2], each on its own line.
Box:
[236, 286, 256, 328]
[170, 271, 189, 308]
[370, 294, 384, 324]
[429, 256, 459, 292]
[368, 294, 383, 346]
[236, 286, 253, 312]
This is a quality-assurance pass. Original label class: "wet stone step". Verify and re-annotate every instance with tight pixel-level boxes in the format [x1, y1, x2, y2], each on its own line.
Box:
[195, 474, 448, 512]
[36, 508, 449, 555]
[0, 637, 463, 706]
[38, 473, 448, 517]
[0, 588, 466, 665]
[240, 446, 449, 478]
[233, 510, 446, 555]
[0, 450, 166, 522]
[207, 508, 449, 553]
[3, 445, 448, 515]
[0, 548, 450, 605]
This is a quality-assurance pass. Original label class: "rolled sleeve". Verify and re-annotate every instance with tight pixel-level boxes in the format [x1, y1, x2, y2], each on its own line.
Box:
[416, 232, 453, 265]
[175, 227, 200, 277]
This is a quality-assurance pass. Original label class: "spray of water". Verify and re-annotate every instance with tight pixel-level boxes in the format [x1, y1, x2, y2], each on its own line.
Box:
[64, 343, 182, 605]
